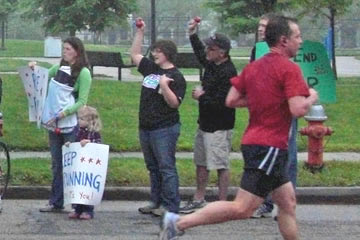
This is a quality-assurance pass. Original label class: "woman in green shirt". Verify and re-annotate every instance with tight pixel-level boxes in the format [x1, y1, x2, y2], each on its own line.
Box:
[34, 37, 92, 213]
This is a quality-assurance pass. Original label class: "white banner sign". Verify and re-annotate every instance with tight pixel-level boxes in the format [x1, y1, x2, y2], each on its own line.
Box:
[62, 142, 109, 206]
[18, 66, 49, 128]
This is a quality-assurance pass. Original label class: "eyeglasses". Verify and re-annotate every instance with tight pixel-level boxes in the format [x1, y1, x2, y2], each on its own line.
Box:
[151, 49, 162, 54]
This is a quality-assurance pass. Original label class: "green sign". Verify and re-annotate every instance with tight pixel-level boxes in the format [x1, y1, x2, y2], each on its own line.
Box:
[294, 40, 336, 103]
[255, 40, 336, 103]
[255, 41, 270, 59]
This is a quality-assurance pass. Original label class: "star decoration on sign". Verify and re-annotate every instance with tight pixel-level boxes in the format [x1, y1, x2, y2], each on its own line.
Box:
[79, 156, 103, 165]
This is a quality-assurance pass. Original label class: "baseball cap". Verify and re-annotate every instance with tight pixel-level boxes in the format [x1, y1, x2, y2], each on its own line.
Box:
[203, 33, 231, 52]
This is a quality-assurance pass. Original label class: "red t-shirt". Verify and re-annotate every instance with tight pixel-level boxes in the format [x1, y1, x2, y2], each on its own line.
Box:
[231, 52, 310, 149]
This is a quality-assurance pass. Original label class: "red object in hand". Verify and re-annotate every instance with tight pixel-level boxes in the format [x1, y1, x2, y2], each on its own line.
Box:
[55, 128, 61, 135]
[194, 16, 201, 23]
[135, 19, 144, 28]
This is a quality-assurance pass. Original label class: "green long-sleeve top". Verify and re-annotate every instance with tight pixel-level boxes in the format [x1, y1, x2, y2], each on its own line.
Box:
[48, 64, 92, 116]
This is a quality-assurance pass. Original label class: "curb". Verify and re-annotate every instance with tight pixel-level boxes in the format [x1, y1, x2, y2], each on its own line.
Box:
[8, 151, 360, 161]
[5, 186, 360, 204]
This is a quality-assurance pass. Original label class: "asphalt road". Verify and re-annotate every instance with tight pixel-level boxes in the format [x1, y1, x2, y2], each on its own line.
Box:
[0, 200, 359, 240]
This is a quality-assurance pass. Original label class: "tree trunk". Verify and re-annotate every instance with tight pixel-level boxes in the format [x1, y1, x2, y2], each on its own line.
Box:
[330, 8, 337, 79]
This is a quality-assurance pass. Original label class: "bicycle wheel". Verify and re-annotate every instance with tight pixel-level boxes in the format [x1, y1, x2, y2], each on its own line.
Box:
[0, 141, 10, 199]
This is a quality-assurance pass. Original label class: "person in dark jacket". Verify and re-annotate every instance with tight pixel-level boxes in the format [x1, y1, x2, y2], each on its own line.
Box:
[179, 19, 237, 214]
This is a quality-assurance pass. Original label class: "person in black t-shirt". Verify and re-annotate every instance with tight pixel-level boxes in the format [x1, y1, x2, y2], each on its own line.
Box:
[130, 18, 186, 216]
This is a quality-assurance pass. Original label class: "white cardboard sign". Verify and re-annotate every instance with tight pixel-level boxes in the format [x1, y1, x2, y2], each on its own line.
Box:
[62, 142, 109, 206]
[18, 66, 49, 128]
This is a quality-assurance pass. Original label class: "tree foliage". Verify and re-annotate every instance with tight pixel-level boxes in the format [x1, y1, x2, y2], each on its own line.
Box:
[294, 0, 355, 78]
[134, 0, 212, 45]
[294, 0, 353, 19]
[20, 0, 137, 37]
[338, 1, 360, 48]
[205, 0, 293, 36]
[0, 0, 17, 49]
[0, 0, 17, 21]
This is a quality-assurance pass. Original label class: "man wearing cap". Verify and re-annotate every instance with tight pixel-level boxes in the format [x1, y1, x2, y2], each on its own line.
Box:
[179, 19, 237, 214]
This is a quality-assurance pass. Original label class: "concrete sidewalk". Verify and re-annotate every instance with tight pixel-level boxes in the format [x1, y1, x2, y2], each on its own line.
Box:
[3, 55, 360, 80]
[9, 150, 360, 161]
[2, 56, 201, 82]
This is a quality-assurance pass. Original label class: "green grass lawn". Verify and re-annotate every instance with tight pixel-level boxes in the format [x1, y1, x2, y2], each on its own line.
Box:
[1, 38, 360, 153]
[1, 39, 360, 188]
[10, 158, 360, 187]
[0, 58, 52, 72]
[1, 39, 359, 57]
[1, 74, 360, 152]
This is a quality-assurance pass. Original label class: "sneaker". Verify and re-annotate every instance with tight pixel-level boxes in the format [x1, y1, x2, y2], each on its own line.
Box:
[152, 205, 167, 217]
[159, 211, 184, 240]
[179, 199, 206, 214]
[251, 204, 273, 218]
[139, 202, 159, 214]
[39, 204, 64, 213]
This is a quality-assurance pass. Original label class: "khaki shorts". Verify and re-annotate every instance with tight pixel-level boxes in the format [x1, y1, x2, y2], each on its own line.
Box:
[193, 129, 233, 170]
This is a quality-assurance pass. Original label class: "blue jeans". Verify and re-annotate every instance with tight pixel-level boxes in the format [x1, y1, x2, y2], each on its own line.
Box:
[263, 118, 298, 210]
[48, 130, 76, 208]
[139, 123, 181, 213]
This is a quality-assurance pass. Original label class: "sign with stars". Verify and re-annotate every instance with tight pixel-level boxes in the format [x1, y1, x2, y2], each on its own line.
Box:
[62, 142, 109, 205]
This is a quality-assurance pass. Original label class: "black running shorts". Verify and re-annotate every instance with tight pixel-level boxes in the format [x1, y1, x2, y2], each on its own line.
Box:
[240, 144, 290, 198]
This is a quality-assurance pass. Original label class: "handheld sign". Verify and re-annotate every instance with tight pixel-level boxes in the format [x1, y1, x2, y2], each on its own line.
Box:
[18, 66, 49, 128]
[62, 142, 109, 206]
[255, 40, 336, 103]
[294, 40, 336, 103]
[255, 41, 270, 60]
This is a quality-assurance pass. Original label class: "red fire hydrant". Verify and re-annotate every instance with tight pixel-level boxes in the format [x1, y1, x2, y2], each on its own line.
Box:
[300, 104, 333, 172]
